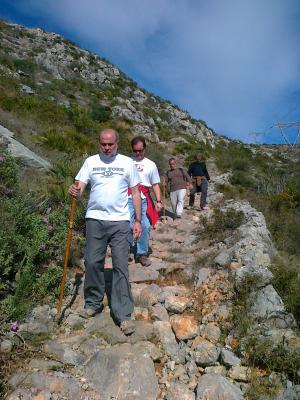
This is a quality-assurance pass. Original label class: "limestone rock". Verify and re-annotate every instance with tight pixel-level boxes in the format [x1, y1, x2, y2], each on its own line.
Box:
[199, 324, 221, 344]
[166, 382, 195, 400]
[228, 365, 251, 382]
[8, 371, 82, 399]
[19, 321, 52, 338]
[85, 343, 159, 400]
[196, 267, 212, 287]
[133, 307, 149, 320]
[170, 315, 199, 340]
[196, 373, 244, 400]
[133, 341, 163, 361]
[86, 311, 128, 345]
[153, 321, 180, 360]
[164, 292, 190, 313]
[192, 338, 220, 367]
[250, 285, 285, 319]
[86, 311, 155, 344]
[129, 264, 159, 282]
[220, 348, 241, 367]
[149, 303, 169, 321]
[43, 341, 86, 365]
[214, 251, 231, 267]
[204, 365, 227, 375]
[140, 283, 163, 305]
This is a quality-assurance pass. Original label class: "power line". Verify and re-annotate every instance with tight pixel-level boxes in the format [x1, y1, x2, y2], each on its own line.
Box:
[274, 121, 300, 147]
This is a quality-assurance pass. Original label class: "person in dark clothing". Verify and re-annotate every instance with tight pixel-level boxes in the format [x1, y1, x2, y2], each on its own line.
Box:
[187, 154, 210, 210]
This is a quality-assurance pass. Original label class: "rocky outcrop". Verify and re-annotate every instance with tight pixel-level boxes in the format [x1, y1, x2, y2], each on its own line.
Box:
[0, 124, 52, 169]
[0, 20, 219, 146]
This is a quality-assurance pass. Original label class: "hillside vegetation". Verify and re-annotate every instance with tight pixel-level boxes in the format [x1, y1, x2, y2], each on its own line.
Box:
[0, 19, 299, 323]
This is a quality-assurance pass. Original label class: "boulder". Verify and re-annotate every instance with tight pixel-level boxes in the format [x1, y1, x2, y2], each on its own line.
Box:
[196, 373, 244, 400]
[220, 348, 241, 367]
[199, 324, 221, 344]
[140, 283, 163, 305]
[85, 343, 159, 400]
[164, 293, 190, 313]
[228, 366, 251, 382]
[250, 285, 285, 319]
[192, 338, 220, 367]
[196, 268, 212, 287]
[129, 265, 159, 283]
[166, 382, 195, 400]
[149, 303, 169, 321]
[170, 315, 199, 340]
[153, 321, 180, 360]
[43, 341, 86, 366]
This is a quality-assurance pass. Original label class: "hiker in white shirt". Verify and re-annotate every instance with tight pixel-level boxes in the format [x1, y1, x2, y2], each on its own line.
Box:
[128, 136, 162, 267]
[68, 129, 141, 335]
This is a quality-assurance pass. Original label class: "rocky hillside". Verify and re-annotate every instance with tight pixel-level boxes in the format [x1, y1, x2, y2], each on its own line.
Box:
[0, 18, 217, 163]
[0, 18, 299, 400]
[2, 177, 300, 400]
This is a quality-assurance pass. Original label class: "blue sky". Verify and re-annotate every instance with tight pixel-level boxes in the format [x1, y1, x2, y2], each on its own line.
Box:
[1, 0, 300, 144]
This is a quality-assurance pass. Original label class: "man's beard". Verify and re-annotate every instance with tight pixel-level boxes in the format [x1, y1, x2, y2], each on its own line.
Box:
[100, 149, 117, 161]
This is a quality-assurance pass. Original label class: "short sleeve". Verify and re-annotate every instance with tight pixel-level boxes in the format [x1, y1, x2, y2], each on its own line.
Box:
[75, 159, 90, 184]
[129, 160, 141, 188]
[150, 163, 161, 185]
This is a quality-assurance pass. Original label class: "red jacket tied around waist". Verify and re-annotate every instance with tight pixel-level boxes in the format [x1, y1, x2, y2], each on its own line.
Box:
[128, 184, 159, 227]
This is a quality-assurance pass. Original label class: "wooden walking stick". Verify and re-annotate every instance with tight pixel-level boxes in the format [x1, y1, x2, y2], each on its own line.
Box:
[57, 181, 79, 317]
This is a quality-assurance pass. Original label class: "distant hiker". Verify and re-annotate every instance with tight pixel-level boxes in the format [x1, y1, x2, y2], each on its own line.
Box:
[162, 157, 192, 218]
[68, 128, 142, 335]
[128, 136, 162, 267]
[187, 154, 210, 210]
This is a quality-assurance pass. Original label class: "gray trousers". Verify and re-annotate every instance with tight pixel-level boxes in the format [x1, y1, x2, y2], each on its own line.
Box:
[189, 179, 208, 209]
[84, 219, 133, 322]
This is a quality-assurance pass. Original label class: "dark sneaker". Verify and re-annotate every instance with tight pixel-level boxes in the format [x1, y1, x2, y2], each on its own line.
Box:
[79, 305, 103, 319]
[135, 255, 151, 267]
[120, 320, 135, 335]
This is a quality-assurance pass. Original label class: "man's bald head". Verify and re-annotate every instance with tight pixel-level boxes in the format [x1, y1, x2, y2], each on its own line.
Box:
[99, 128, 119, 158]
[99, 128, 119, 143]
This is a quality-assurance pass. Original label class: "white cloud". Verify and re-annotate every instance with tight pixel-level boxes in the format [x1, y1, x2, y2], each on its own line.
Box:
[12, 0, 300, 142]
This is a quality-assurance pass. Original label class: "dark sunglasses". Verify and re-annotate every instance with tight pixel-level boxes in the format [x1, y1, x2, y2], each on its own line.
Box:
[133, 148, 145, 153]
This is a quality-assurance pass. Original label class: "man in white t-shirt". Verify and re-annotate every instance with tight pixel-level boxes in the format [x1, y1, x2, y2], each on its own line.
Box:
[68, 129, 142, 335]
[128, 136, 162, 267]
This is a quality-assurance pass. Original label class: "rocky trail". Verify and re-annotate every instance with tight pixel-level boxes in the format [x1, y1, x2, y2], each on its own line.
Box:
[2, 173, 300, 400]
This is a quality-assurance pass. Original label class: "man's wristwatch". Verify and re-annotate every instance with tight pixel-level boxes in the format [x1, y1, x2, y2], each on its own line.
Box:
[135, 219, 141, 223]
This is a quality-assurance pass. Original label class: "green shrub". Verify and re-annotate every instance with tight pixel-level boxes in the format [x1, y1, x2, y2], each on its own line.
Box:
[244, 336, 300, 382]
[156, 127, 173, 141]
[35, 265, 63, 298]
[196, 207, 245, 242]
[215, 141, 253, 172]
[271, 257, 300, 322]
[0, 149, 83, 319]
[0, 149, 19, 196]
[230, 170, 255, 188]
[90, 104, 112, 122]
[35, 127, 96, 154]
[13, 58, 36, 74]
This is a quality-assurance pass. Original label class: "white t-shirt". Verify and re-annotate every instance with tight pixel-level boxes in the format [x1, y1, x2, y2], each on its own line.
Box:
[131, 157, 161, 199]
[75, 153, 140, 221]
